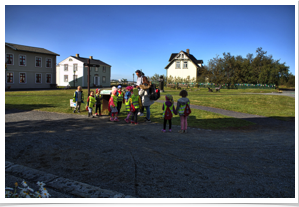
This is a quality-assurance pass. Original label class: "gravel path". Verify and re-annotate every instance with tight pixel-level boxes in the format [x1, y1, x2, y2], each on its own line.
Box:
[5, 108, 295, 198]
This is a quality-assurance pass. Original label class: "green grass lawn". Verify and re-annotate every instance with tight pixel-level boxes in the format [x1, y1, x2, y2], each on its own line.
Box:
[5, 88, 294, 129]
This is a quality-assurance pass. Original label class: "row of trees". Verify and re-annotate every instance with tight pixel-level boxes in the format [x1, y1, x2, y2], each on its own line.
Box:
[201, 47, 294, 87]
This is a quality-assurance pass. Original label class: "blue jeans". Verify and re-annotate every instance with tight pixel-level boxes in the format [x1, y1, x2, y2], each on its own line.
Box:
[144, 106, 150, 120]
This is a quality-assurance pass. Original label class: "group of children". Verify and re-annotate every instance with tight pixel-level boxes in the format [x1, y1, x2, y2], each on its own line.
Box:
[73, 85, 191, 133]
[73, 86, 103, 117]
[162, 90, 191, 133]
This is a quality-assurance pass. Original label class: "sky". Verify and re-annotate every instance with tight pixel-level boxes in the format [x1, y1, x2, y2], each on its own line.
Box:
[5, 4, 297, 81]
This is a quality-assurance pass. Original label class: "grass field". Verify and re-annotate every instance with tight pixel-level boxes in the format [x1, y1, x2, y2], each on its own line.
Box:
[5, 88, 294, 129]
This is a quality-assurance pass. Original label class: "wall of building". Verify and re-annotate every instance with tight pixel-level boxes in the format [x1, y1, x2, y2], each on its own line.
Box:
[166, 59, 197, 81]
[56, 56, 111, 88]
[5, 46, 57, 89]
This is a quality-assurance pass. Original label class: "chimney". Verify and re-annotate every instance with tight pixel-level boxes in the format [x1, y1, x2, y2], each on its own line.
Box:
[90, 56, 93, 59]
[76, 54, 79, 57]
[186, 49, 190, 55]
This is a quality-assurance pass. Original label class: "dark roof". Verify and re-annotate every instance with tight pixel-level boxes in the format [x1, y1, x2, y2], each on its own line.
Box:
[71, 56, 111, 67]
[165, 50, 203, 69]
[5, 42, 60, 56]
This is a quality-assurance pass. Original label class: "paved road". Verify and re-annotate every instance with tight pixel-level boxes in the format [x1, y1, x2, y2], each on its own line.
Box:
[5, 108, 295, 198]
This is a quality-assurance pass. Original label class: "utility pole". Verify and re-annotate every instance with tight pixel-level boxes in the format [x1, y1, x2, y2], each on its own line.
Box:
[87, 59, 90, 95]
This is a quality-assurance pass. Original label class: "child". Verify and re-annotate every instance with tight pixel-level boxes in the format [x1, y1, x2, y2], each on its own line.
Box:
[73, 86, 84, 113]
[124, 91, 132, 123]
[116, 85, 125, 115]
[109, 88, 119, 121]
[88, 90, 96, 118]
[95, 88, 103, 116]
[129, 88, 142, 124]
[162, 94, 177, 132]
[177, 90, 190, 133]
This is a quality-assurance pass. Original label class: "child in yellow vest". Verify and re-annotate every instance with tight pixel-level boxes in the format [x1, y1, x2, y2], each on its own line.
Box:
[162, 94, 177, 132]
[116, 85, 125, 114]
[129, 88, 142, 124]
[88, 91, 96, 118]
[177, 90, 190, 133]
[95, 88, 102, 116]
[124, 91, 132, 123]
[109, 88, 119, 121]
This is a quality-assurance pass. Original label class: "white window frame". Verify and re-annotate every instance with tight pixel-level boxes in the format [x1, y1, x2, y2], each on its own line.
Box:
[95, 67, 99, 72]
[19, 72, 27, 84]
[183, 61, 188, 69]
[46, 73, 52, 84]
[35, 73, 42, 84]
[102, 76, 106, 83]
[64, 64, 68, 71]
[175, 61, 181, 69]
[64, 75, 68, 82]
[46, 58, 52, 68]
[6, 72, 14, 84]
[19, 54, 26, 66]
[35, 56, 42, 68]
[6, 53, 14, 65]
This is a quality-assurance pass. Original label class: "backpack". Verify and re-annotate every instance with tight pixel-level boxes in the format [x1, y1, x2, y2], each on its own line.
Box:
[149, 84, 160, 100]
[184, 103, 191, 116]
[130, 103, 136, 112]
[164, 106, 173, 120]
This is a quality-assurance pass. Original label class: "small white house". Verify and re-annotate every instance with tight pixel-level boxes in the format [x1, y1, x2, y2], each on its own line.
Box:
[56, 54, 111, 87]
[165, 49, 203, 82]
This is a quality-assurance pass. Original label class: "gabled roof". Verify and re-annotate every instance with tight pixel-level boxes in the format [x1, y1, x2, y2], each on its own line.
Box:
[71, 56, 111, 67]
[5, 42, 60, 56]
[165, 50, 203, 69]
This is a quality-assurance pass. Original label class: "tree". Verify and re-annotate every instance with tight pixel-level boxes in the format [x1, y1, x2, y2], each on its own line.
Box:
[205, 47, 291, 87]
[150, 73, 160, 83]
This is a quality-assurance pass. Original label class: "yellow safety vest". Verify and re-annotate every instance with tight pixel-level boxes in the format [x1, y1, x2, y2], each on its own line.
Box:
[130, 95, 140, 109]
[178, 101, 190, 115]
[117, 91, 124, 102]
[163, 102, 174, 117]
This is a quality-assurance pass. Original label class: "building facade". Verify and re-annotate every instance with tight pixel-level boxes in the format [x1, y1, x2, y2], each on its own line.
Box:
[5, 42, 60, 89]
[56, 54, 111, 88]
[165, 49, 203, 82]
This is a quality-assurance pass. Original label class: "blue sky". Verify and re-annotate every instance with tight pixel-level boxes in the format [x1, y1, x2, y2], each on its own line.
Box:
[5, 4, 296, 81]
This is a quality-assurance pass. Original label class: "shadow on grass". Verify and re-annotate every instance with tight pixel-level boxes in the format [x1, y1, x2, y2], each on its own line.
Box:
[5, 104, 55, 114]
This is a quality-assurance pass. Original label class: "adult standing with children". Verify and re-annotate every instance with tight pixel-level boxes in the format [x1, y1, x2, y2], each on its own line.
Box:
[139, 76, 152, 122]
[135, 70, 143, 88]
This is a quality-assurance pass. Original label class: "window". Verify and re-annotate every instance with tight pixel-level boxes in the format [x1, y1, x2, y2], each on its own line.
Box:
[64, 75, 68, 82]
[103, 66, 106, 73]
[182, 54, 184, 58]
[35, 57, 42, 67]
[102, 76, 106, 83]
[64, 64, 68, 71]
[19, 55, 26, 66]
[183, 61, 188, 69]
[6, 54, 13, 65]
[46, 74, 52, 84]
[175, 61, 180, 69]
[35, 74, 42, 83]
[95, 67, 99, 72]
[19, 73, 26, 83]
[73, 64, 78, 71]
[7, 72, 13, 83]
[46, 58, 52, 68]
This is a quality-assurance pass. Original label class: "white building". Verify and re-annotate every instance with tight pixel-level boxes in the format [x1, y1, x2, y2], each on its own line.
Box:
[56, 54, 111, 87]
[165, 49, 203, 82]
